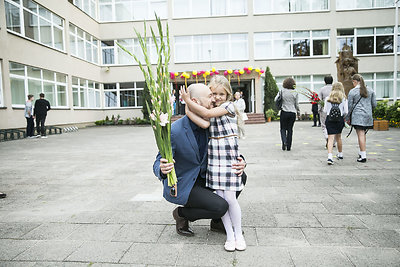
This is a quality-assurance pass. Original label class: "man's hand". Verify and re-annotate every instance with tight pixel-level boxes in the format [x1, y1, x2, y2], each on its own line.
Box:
[232, 157, 246, 176]
[160, 158, 175, 175]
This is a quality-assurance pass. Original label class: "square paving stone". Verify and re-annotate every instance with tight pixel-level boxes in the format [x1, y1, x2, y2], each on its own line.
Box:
[274, 214, 322, 228]
[356, 215, 400, 230]
[66, 211, 115, 223]
[0, 261, 36, 267]
[322, 202, 371, 215]
[296, 193, 336, 203]
[0, 239, 37, 260]
[362, 203, 400, 215]
[65, 241, 132, 263]
[14, 240, 83, 261]
[286, 203, 329, 214]
[111, 224, 165, 242]
[235, 246, 292, 267]
[256, 228, 308, 246]
[21, 223, 79, 240]
[314, 214, 367, 228]
[119, 243, 182, 265]
[32, 262, 90, 267]
[67, 224, 122, 241]
[343, 247, 400, 266]
[302, 228, 361, 246]
[289, 247, 352, 267]
[0, 222, 41, 238]
[351, 229, 400, 248]
[175, 244, 235, 266]
[242, 212, 277, 227]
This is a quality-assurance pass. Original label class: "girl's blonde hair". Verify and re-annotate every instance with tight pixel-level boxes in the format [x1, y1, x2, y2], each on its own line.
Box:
[328, 82, 346, 104]
[208, 75, 233, 101]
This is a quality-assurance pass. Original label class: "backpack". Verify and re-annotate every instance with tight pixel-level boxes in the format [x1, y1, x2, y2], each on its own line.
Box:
[328, 103, 342, 122]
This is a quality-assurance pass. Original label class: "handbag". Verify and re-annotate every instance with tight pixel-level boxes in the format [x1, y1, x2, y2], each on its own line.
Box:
[275, 90, 283, 110]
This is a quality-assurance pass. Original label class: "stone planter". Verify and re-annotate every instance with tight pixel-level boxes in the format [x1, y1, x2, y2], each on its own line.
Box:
[373, 120, 389, 131]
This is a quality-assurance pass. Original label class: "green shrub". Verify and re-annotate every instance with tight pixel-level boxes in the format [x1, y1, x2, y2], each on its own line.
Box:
[95, 120, 105, 125]
[263, 67, 279, 118]
[373, 100, 388, 120]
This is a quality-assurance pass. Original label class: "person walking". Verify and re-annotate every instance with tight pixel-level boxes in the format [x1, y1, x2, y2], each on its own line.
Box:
[24, 94, 35, 138]
[347, 74, 377, 163]
[34, 93, 51, 138]
[311, 91, 321, 127]
[275, 77, 300, 151]
[324, 82, 348, 165]
[318, 75, 333, 144]
[234, 92, 247, 139]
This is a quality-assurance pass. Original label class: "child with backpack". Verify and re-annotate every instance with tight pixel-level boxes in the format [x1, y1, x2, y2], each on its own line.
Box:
[324, 82, 348, 165]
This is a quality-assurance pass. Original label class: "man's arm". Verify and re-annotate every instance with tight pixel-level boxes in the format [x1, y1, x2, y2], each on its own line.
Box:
[47, 100, 51, 111]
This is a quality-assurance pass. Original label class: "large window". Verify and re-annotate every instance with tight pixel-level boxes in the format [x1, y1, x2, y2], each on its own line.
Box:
[337, 0, 393, 10]
[99, 0, 167, 22]
[255, 30, 329, 59]
[68, 0, 97, 19]
[175, 33, 248, 63]
[104, 82, 144, 108]
[362, 72, 396, 99]
[0, 61, 3, 107]
[9, 62, 68, 107]
[72, 77, 101, 108]
[254, 0, 328, 14]
[101, 38, 160, 65]
[275, 75, 327, 103]
[173, 0, 247, 18]
[69, 24, 99, 64]
[4, 0, 65, 51]
[337, 27, 395, 55]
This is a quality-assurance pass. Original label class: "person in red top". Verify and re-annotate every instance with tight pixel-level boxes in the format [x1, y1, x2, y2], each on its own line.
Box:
[311, 92, 321, 127]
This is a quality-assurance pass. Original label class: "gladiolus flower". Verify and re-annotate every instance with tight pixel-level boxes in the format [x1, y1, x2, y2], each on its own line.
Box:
[159, 112, 169, 126]
[150, 112, 156, 121]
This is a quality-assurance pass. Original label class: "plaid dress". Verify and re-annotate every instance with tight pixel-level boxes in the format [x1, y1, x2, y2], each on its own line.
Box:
[206, 102, 244, 191]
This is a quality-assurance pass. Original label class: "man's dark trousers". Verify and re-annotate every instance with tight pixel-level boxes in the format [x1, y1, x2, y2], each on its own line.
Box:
[36, 115, 46, 136]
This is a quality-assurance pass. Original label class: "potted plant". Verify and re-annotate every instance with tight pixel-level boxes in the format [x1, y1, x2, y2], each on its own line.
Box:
[373, 100, 389, 131]
[265, 109, 275, 122]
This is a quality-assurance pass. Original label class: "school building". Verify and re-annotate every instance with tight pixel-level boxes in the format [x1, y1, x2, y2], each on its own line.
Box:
[0, 0, 398, 129]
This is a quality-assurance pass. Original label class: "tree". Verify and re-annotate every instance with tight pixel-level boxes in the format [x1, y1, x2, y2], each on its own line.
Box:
[263, 66, 279, 118]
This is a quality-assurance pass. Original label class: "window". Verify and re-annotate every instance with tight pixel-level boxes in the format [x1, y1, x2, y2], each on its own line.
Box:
[361, 72, 395, 99]
[0, 61, 3, 107]
[173, 0, 247, 18]
[254, 30, 329, 59]
[253, 0, 328, 14]
[4, 0, 65, 51]
[275, 74, 328, 103]
[337, 27, 394, 55]
[72, 77, 101, 108]
[99, 0, 167, 22]
[337, 0, 394, 10]
[175, 33, 248, 63]
[103, 82, 144, 108]
[9, 62, 68, 107]
[69, 0, 96, 19]
[101, 38, 160, 65]
[70, 23, 99, 64]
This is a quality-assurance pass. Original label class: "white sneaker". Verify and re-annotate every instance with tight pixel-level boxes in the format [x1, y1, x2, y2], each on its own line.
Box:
[224, 240, 236, 252]
[41, 136, 48, 139]
[27, 136, 35, 139]
[36, 135, 41, 138]
[236, 238, 246, 251]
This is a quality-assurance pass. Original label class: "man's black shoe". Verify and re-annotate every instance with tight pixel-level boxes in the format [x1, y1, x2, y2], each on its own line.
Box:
[210, 219, 226, 233]
[0, 192, 6, 198]
[173, 207, 194, 236]
[282, 143, 286, 151]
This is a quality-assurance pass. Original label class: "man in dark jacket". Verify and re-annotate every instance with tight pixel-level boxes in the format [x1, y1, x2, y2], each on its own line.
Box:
[34, 93, 51, 138]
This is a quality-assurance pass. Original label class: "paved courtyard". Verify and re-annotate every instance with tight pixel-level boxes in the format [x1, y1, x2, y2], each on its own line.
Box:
[0, 121, 399, 266]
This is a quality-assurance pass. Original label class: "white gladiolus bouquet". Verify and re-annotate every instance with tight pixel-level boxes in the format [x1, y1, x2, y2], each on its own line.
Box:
[117, 15, 178, 197]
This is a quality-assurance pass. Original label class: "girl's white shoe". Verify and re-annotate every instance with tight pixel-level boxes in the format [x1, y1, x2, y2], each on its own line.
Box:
[224, 240, 236, 252]
[236, 238, 246, 251]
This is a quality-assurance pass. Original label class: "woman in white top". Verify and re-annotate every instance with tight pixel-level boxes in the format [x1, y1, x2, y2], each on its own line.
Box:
[323, 82, 348, 165]
[234, 92, 247, 139]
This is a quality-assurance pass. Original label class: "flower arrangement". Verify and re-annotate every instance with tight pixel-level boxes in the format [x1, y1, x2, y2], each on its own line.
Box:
[295, 86, 324, 107]
[117, 15, 178, 197]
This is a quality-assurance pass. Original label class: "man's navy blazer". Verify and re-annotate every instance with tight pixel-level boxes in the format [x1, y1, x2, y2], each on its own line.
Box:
[153, 116, 208, 205]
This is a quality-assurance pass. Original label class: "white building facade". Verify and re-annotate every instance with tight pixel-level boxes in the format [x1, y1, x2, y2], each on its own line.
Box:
[0, 0, 398, 129]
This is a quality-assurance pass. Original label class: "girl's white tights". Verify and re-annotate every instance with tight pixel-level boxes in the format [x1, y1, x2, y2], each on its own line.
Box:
[216, 190, 243, 242]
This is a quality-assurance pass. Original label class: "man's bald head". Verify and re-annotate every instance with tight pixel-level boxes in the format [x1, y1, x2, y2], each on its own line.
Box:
[186, 83, 213, 109]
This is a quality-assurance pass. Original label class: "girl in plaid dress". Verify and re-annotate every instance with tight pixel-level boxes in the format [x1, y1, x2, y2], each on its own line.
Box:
[180, 75, 245, 252]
